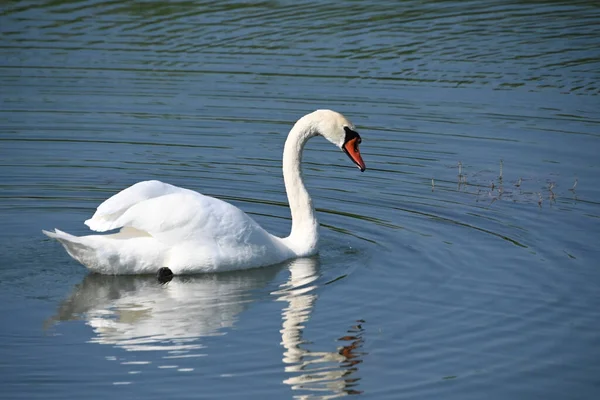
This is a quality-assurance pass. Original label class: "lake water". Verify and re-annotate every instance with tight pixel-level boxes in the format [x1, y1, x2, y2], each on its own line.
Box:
[1, 0, 600, 398]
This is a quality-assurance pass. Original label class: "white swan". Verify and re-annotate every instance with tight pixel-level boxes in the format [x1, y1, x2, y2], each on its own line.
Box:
[43, 110, 366, 275]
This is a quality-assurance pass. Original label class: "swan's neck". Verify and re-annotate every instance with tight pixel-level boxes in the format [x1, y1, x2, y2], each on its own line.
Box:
[281, 122, 319, 256]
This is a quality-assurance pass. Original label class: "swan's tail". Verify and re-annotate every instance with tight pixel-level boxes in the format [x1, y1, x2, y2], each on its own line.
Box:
[43, 229, 97, 268]
[43, 228, 164, 274]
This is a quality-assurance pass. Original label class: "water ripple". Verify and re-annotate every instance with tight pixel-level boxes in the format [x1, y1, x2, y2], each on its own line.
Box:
[2, 1, 600, 399]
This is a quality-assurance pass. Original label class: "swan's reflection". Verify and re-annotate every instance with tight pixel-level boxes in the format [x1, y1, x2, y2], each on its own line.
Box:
[49, 266, 283, 352]
[50, 257, 366, 397]
[274, 258, 366, 398]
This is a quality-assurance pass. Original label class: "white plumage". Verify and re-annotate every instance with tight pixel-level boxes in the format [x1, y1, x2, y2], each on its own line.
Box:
[43, 110, 365, 274]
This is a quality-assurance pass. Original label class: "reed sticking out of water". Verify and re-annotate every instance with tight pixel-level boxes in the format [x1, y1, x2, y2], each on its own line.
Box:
[499, 159, 503, 183]
[549, 182, 556, 202]
[431, 178, 435, 192]
[457, 161, 467, 189]
[569, 178, 578, 191]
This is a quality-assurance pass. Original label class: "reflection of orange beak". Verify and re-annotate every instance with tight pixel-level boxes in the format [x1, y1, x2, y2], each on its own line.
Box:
[342, 137, 366, 172]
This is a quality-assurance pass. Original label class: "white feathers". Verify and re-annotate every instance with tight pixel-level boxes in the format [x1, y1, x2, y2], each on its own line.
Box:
[43, 110, 359, 275]
[45, 180, 292, 274]
[84, 180, 182, 232]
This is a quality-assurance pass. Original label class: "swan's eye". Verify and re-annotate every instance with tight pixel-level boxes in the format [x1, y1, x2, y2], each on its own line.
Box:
[343, 126, 360, 145]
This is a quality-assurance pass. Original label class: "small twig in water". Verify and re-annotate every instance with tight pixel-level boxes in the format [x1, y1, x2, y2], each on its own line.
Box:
[548, 182, 556, 201]
[515, 177, 522, 188]
[457, 162, 467, 190]
[487, 190, 498, 206]
[569, 178, 578, 191]
[499, 159, 503, 182]
[537, 192, 543, 208]
[457, 161, 465, 188]
[431, 178, 435, 192]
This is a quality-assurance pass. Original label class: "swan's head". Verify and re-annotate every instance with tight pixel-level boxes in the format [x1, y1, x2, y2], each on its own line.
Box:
[304, 109, 366, 172]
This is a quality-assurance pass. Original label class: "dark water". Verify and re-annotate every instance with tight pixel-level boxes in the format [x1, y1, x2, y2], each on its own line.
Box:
[2, 0, 600, 398]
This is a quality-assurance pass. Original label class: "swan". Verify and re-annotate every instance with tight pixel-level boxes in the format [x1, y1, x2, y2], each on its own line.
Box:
[43, 109, 366, 275]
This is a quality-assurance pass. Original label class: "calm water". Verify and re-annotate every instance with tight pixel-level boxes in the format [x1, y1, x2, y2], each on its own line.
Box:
[1, 0, 600, 398]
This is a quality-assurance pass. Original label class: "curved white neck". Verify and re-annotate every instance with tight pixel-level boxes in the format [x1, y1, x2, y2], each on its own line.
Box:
[281, 121, 319, 256]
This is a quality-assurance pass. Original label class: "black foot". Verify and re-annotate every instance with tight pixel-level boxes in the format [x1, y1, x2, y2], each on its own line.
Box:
[157, 267, 174, 283]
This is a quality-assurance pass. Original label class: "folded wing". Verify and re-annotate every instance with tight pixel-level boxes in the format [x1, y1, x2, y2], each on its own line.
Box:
[84, 180, 273, 248]
[85, 180, 184, 232]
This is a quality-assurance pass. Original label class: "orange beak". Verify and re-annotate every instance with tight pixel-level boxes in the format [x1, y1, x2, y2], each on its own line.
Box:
[342, 137, 366, 172]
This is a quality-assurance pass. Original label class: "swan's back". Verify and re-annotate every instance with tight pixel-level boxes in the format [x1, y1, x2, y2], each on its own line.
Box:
[48, 180, 291, 274]
[85, 180, 186, 231]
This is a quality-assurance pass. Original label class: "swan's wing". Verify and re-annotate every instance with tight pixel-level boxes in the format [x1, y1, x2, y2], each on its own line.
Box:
[85, 180, 186, 232]
[90, 187, 270, 247]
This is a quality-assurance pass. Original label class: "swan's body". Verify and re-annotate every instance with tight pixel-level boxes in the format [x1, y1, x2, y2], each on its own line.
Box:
[45, 181, 294, 274]
[43, 110, 365, 275]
